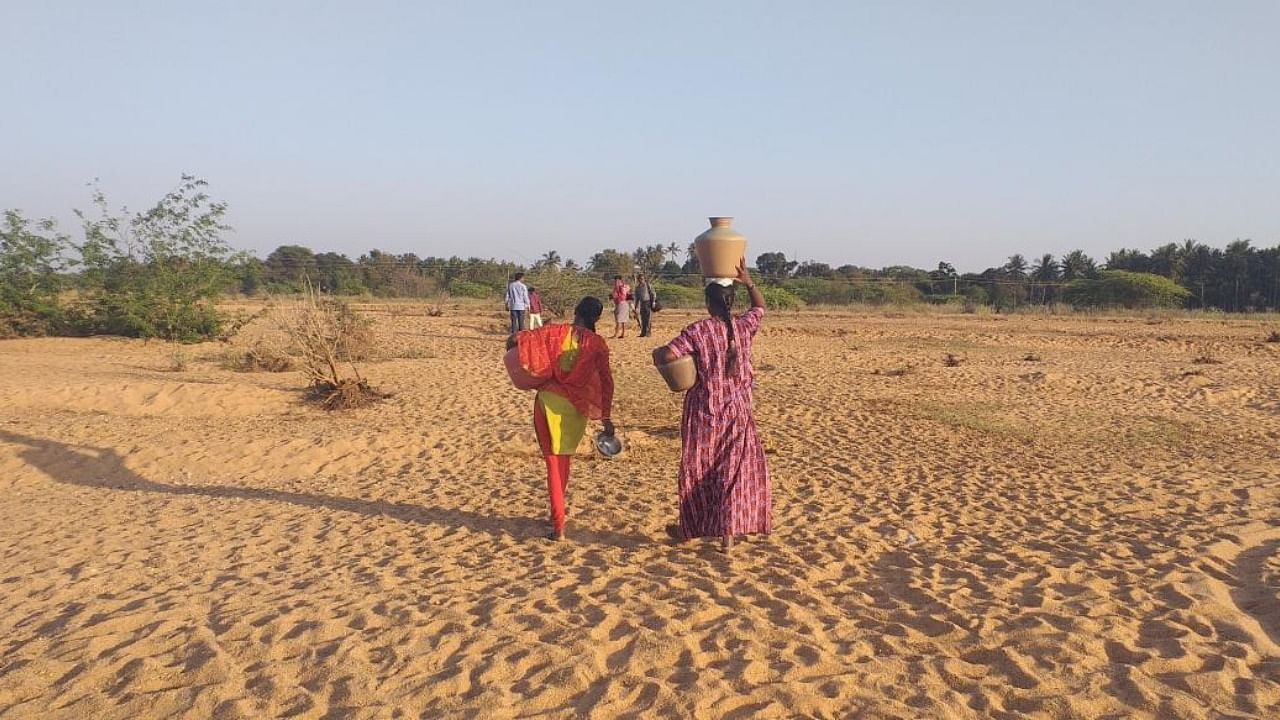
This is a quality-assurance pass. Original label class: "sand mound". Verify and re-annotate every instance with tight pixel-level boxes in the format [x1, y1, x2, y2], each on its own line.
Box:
[3, 381, 295, 417]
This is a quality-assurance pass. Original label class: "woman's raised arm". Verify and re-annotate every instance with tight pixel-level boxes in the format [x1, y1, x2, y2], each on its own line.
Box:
[736, 257, 765, 311]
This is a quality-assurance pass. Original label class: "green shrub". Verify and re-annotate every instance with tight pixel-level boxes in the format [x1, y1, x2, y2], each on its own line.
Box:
[759, 285, 804, 310]
[652, 282, 706, 309]
[449, 279, 497, 299]
[648, 282, 803, 311]
[74, 176, 236, 341]
[781, 278, 920, 306]
[1, 210, 72, 336]
[525, 272, 607, 318]
[1061, 271, 1191, 309]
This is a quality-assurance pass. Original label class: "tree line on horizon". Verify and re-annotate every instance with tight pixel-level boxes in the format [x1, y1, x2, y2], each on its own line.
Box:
[238, 237, 1275, 314]
[3, 177, 1278, 341]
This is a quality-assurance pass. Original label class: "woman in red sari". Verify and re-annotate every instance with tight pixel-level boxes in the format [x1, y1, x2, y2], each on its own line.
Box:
[512, 297, 616, 541]
[653, 259, 769, 553]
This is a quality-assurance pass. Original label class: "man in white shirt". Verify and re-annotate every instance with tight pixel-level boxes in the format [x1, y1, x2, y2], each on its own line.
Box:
[505, 272, 530, 334]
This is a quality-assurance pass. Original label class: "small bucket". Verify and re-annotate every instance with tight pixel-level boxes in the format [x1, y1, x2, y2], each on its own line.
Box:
[657, 355, 697, 392]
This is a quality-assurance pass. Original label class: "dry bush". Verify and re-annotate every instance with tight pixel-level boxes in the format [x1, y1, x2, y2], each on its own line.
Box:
[220, 342, 295, 372]
[942, 353, 963, 367]
[163, 349, 189, 372]
[304, 378, 390, 410]
[274, 285, 387, 409]
[427, 305, 445, 317]
[1266, 330, 1280, 343]
[1022, 353, 1043, 362]
[1191, 354, 1222, 365]
[216, 308, 269, 343]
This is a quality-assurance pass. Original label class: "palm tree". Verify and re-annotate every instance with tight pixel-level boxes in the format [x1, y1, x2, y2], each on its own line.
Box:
[1030, 254, 1059, 304]
[1179, 240, 1212, 308]
[1104, 248, 1149, 272]
[538, 250, 562, 271]
[682, 242, 700, 274]
[1224, 239, 1253, 311]
[666, 242, 682, 264]
[1031, 254, 1059, 281]
[1004, 254, 1028, 279]
[1060, 250, 1097, 281]
[1149, 243, 1180, 280]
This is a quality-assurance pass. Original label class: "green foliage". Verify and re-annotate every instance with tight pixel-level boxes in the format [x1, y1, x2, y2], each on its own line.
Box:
[448, 279, 496, 299]
[0, 210, 72, 336]
[1060, 249, 1099, 281]
[781, 278, 921, 306]
[649, 281, 802, 311]
[73, 176, 234, 341]
[264, 245, 317, 290]
[632, 244, 668, 276]
[526, 271, 606, 317]
[1061, 270, 1191, 309]
[588, 249, 635, 279]
[756, 252, 797, 280]
[652, 282, 705, 308]
[759, 285, 804, 310]
[233, 254, 266, 295]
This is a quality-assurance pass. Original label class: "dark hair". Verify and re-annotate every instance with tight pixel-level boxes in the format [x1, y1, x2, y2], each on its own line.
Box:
[527, 286, 536, 293]
[573, 296, 604, 332]
[514, 272, 525, 281]
[613, 275, 623, 281]
[705, 283, 738, 372]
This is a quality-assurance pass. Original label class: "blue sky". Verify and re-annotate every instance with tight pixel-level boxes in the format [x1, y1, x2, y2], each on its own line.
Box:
[3, 1, 1277, 271]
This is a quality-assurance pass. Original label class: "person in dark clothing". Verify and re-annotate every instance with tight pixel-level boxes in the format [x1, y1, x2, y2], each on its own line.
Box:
[633, 273, 656, 337]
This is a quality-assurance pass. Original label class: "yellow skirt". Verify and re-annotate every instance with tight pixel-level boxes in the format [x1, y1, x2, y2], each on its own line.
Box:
[535, 390, 587, 456]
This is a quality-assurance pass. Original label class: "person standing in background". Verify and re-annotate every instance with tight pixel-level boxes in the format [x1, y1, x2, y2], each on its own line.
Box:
[633, 273, 655, 337]
[506, 272, 530, 334]
[610, 275, 631, 339]
[528, 286, 545, 329]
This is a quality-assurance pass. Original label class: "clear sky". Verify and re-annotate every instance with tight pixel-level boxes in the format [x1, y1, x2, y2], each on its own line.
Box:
[4, 1, 1277, 271]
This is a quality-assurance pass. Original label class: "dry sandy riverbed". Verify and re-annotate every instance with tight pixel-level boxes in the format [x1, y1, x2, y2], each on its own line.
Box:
[2, 306, 1279, 718]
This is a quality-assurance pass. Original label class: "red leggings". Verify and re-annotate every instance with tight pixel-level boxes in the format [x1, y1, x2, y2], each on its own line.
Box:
[533, 398, 572, 532]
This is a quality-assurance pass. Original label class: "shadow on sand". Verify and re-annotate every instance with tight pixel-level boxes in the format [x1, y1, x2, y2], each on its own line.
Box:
[0, 429, 646, 549]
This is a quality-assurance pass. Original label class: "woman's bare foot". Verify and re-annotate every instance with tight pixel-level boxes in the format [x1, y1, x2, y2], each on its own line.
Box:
[549, 528, 565, 542]
[665, 524, 688, 544]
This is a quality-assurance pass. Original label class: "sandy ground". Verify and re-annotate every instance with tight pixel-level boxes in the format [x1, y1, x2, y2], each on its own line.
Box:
[2, 305, 1280, 719]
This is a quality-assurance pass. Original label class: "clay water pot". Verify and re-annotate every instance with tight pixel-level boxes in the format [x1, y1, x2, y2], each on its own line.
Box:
[694, 217, 747, 281]
[657, 355, 697, 392]
[504, 346, 544, 391]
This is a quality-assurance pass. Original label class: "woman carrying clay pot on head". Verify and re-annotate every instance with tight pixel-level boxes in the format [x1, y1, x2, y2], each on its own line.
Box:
[510, 297, 616, 541]
[651, 258, 770, 553]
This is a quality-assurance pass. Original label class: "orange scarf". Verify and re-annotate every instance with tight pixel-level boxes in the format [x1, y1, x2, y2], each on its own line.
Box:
[517, 324, 613, 420]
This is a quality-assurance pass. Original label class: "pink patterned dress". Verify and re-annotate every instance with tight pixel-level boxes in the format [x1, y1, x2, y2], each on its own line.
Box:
[665, 306, 771, 539]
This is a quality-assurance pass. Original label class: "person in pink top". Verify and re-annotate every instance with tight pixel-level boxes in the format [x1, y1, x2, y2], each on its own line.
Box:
[610, 275, 631, 339]
[652, 258, 770, 553]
